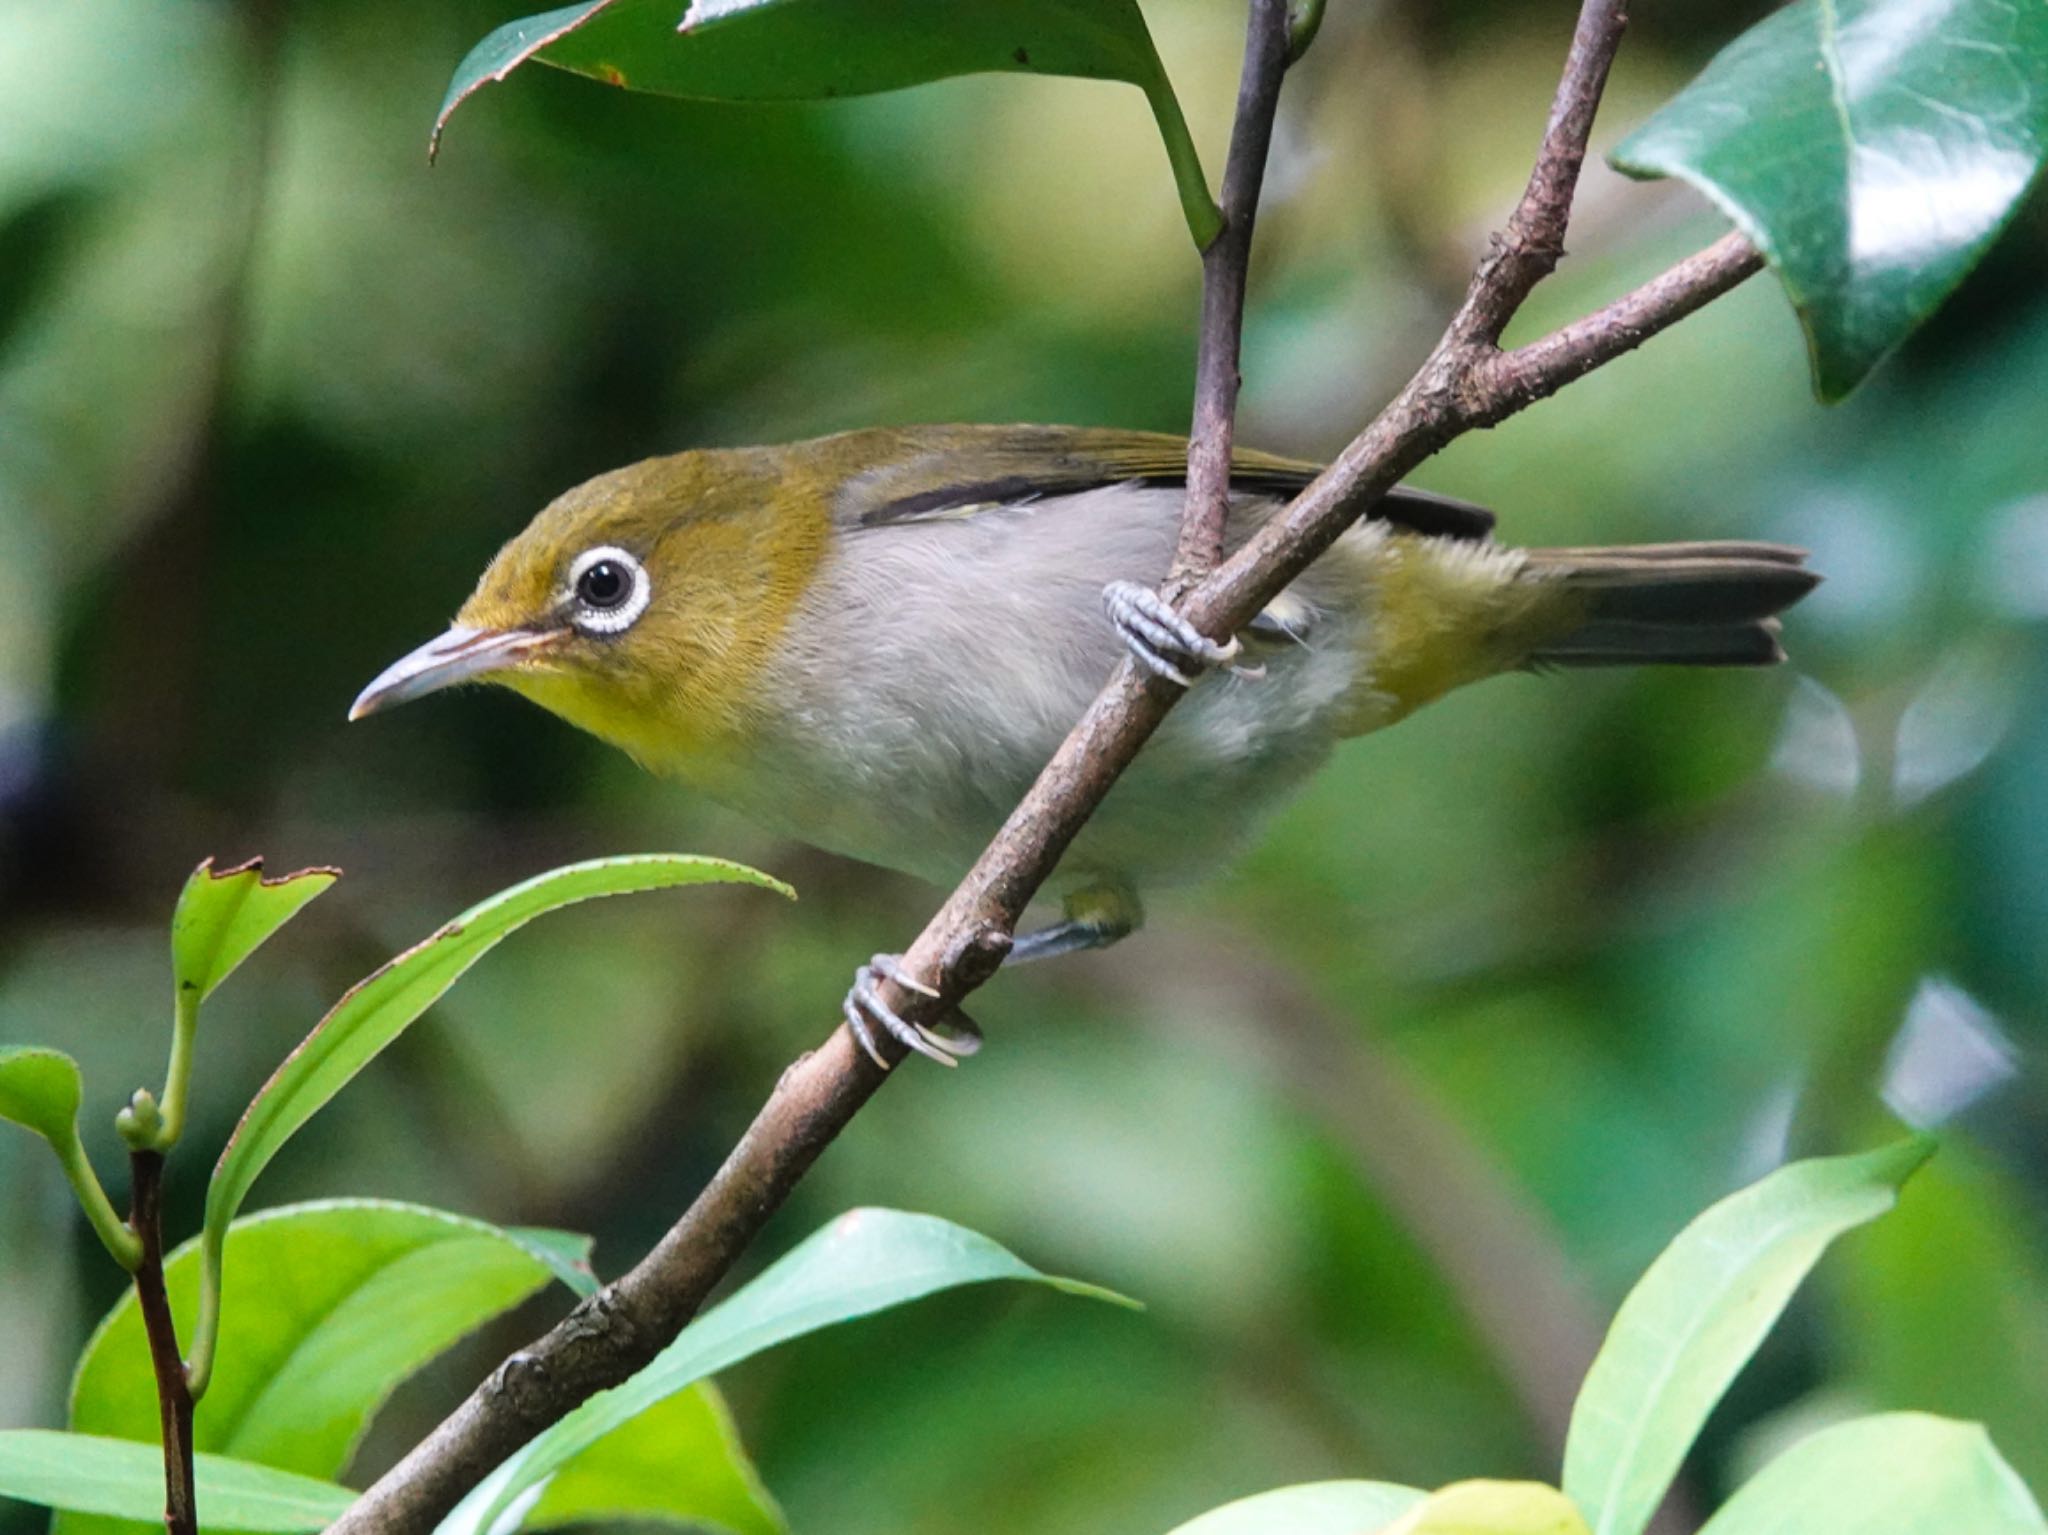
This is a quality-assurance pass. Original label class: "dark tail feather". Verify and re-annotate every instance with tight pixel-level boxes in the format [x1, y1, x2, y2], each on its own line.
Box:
[1524, 541, 1818, 669]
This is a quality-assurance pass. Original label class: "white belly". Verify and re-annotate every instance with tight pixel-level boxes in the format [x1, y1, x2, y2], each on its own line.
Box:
[715, 484, 1373, 893]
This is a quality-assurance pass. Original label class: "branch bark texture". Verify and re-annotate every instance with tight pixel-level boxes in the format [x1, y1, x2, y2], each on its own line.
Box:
[1172, 0, 1293, 585]
[129, 1150, 198, 1535]
[332, 4, 1765, 1528]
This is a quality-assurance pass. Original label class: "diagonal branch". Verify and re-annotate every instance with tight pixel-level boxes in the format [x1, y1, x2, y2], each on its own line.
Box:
[329, 4, 1770, 1529]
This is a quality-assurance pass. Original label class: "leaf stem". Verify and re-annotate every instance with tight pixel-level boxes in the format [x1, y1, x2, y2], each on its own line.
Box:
[185, 1220, 226, 1402]
[1140, 72, 1225, 251]
[129, 1150, 199, 1535]
[53, 1128, 143, 1271]
[154, 991, 199, 1152]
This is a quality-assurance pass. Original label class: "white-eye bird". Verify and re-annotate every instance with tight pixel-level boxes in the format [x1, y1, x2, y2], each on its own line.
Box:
[352, 424, 1817, 1064]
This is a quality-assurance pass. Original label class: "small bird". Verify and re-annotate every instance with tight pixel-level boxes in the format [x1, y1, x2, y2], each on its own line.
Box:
[353, 424, 1816, 1065]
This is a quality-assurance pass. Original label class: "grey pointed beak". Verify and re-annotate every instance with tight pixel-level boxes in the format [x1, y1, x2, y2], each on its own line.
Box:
[349, 625, 556, 721]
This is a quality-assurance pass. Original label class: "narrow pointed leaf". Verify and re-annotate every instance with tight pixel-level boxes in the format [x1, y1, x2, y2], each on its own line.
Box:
[434, 0, 1219, 247]
[468, 1208, 1136, 1533]
[1563, 1137, 1934, 1535]
[0, 1432, 353, 1532]
[0, 1045, 82, 1145]
[505, 1226, 602, 1300]
[59, 1201, 588, 1535]
[1383, 1482, 1593, 1535]
[1698, 1413, 2047, 1535]
[1163, 1480, 1427, 1535]
[206, 855, 789, 1251]
[172, 859, 338, 1005]
[1613, 0, 2048, 400]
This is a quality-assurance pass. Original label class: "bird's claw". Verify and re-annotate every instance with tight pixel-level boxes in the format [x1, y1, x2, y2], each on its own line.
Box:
[1103, 581, 1241, 687]
[843, 953, 983, 1069]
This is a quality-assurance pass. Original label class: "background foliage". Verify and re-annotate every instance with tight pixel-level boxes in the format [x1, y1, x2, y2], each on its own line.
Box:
[2, 0, 2045, 1532]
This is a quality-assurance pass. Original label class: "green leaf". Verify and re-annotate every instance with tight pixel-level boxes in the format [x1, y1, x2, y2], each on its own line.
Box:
[1563, 1138, 1935, 1535]
[1612, 0, 2048, 401]
[1162, 1480, 1427, 1535]
[468, 1207, 1136, 1533]
[434, 0, 1221, 249]
[1383, 1482, 1593, 1535]
[205, 854, 787, 1270]
[0, 1432, 353, 1532]
[58, 1200, 586, 1535]
[0, 1044, 82, 1144]
[1698, 1413, 2047, 1535]
[0, 1047, 139, 1270]
[171, 859, 338, 1006]
[524, 1385, 784, 1535]
[506, 1226, 602, 1300]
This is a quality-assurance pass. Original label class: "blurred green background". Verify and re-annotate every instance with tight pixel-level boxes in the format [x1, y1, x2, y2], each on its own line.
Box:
[3, 1, 2046, 1531]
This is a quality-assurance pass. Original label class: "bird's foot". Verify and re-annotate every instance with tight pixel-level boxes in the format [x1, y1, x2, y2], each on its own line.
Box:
[1103, 581, 1241, 687]
[843, 953, 983, 1069]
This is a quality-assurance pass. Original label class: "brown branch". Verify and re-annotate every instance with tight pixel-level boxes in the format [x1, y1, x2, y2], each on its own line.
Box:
[1171, 0, 1294, 587]
[1450, 0, 1628, 347]
[330, 3, 1771, 1528]
[129, 1151, 197, 1535]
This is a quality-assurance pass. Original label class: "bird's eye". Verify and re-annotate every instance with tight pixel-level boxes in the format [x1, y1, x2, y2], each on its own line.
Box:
[577, 560, 629, 609]
[566, 545, 650, 635]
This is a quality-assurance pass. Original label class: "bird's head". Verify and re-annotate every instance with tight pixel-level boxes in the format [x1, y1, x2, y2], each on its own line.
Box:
[351, 447, 830, 771]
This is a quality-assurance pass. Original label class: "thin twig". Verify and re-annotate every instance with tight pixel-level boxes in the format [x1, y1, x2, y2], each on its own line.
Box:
[129, 1151, 197, 1535]
[1450, 0, 1629, 347]
[1171, 0, 1294, 587]
[329, 2, 1772, 1527]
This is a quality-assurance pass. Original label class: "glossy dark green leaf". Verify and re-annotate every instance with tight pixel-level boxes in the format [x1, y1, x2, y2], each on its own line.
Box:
[1162, 1480, 1426, 1535]
[1698, 1413, 2047, 1534]
[59, 1201, 588, 1535]
[434, 0, 1220, 247]
[171, 859, 338, 1006]
[470, 1208, 1136, 1532]
[1563, 1138, 1934, 1535]
[1613, 0, 2048, 400]
[0, 1432, 352, 1532]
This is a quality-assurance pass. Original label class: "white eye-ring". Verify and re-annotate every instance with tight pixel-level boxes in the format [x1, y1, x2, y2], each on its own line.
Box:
[566, 545, 651, 635]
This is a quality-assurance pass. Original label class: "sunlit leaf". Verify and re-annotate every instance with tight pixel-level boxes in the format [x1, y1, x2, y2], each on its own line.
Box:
[1613, 0, 2048, 400]
[1162, 1480, 1427, 1535]
[59, 1201, 587, 1535]
[205, 855, 789, 1265]
[171, 859, 338, 1005]
[466, 1208, 1136, 1533]
[1383, 1481, 1593, 1535]
[0, 1432, 352, 1532]
[1699, 1413, 2047, 1534]
[524, 1385, 784, 1535]
[1563, 1138, 1933, 1535]
[433, 0, 1220, 247]
[0, 1045, 82, 1146]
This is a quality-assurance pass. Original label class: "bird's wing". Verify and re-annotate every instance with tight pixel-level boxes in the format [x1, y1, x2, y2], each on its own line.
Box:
[834, 424, 1495, 542]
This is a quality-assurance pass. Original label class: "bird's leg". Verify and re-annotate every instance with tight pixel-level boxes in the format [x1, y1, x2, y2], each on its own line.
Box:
[844, 888, 1138, 1068]
[1103, 581, 1241, 687]
[1008, 884, 1140, 965]
[844, 953, 982, 1069]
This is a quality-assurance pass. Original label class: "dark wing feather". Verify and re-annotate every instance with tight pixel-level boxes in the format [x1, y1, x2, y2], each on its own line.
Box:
[841, 425, 1494, 542]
